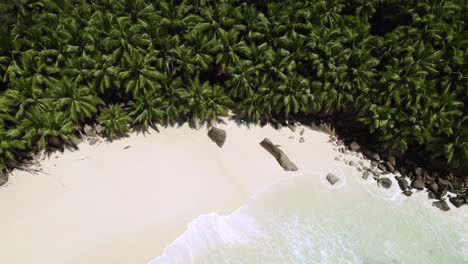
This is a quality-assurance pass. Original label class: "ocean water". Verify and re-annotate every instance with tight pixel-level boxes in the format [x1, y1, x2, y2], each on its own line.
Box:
[150, 174, 468, 264]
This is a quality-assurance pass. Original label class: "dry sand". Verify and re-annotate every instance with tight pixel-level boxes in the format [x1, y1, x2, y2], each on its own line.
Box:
[0, 118, 465, 264]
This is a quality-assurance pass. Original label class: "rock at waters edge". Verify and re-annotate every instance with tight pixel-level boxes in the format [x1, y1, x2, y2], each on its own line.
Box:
[326, 173, 340, 185]
[207, 127, 227, 148]
[412, 177, 425, 190]
[403, 190, 413, 196]
[432, 200, 450, 211]
[260, 138, 298, 171]
[349, 141, 360, 152]
[449, 197, 465, 208]
[398, 178, 409, 191]
[362, 171, 370, 180]
[0, 172, 8, 187]
[378, 178, 392, 189]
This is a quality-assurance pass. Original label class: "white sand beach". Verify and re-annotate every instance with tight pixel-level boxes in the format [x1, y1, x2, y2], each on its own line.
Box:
[0, 118, 466, 264]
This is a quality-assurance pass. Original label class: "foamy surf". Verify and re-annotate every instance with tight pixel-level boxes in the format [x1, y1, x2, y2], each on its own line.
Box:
[150, 173, 468, 264]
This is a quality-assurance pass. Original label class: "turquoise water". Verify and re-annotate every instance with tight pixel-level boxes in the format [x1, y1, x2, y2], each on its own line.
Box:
[151, 174, 468, 264]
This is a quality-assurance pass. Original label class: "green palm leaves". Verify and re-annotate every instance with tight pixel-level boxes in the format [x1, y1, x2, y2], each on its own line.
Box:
[97, 104, 131, 139]
[0, 0, 465, 173]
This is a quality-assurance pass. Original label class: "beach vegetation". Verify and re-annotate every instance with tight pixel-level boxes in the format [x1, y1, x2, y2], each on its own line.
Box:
[0, 0, 466, 174]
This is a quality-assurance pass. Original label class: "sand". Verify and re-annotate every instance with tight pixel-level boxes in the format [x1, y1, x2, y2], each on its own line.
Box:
[0, 118, 465, 264]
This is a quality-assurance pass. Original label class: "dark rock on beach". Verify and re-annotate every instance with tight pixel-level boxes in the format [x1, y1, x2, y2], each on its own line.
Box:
[349, 141, 360, 152]
[326, 173, 340, 185]
[398, 178, 409, 191]
[378, 178, 392, 189]
[208, 127, 227, 148]
[449, 196, 465, 208]
[384, 161, 395, 173]
[260, 138, 298, 171]
[377, 163, 387, 172]
[403, 190, 413, 196]
[299, 137, 305, 143]
[432, 200, 450, 211]
[0, 172, 8, 187]
[362, 171, 370, 180]
[412, 177, 425, 190]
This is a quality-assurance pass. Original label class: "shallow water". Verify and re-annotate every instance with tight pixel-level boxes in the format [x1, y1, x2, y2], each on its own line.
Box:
[150, 173, 468, 264]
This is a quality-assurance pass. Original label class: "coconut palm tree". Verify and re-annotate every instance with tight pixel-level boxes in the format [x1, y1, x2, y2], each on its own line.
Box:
[97, 104, 132, 139]
[50, 77, 104, 122]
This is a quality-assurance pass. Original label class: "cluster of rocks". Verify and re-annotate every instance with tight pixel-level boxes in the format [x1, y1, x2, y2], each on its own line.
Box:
[330, 135, 467, 211]
[81, 124, 104, 146]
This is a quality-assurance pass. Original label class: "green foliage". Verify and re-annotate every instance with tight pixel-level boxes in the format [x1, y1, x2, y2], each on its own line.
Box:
[0, 0, 466, 173]
[97, 104, 131, 139]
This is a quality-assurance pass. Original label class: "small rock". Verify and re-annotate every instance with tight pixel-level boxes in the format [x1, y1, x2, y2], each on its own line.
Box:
[414, 167, 424, 177]
[0, 172, 8, 187]
[83, 124, 93, 136]
[95, 124, 104, 134]
[364, 167, 372, 172]
[432, 200, 450, 211]
[349, 161, 355, 166]
[124, 146, 130, 149]
[88, 137, 99, 145]
[336, 140, 344, 146]
[412, 177, 425, 190]
[345, 160, 349, 165]
[289, 136, 295, 139]
[429, 182, 439, 194]
[384, 161, 395, 173]
[378, 178, 392, 189]
[449, 197, 465, 208]
[208, 127, 227, 148]
[388, 155, 396, 167]
[299, 137, 304, 143]
[326, 173, 340, 185]
[338, 148, 345, 153]
[403, 190, 412, 196]
[428, 192, 436, 199]
[335, 157, 341, 161]
[372, 153, 380, 161]
[372, 171, 381, 177]
[371, 161, 378, 167]
[349, 141, 360, 152]
[362, 171, 370, 180]
[299, 128, 305, 136]
[378, 163, 387, 172]
[358, 161, 364, 166]
[288, 124, 296, 132]
[398, 178, 409, 191]
[357, 167, 363, 172]
[436, 188, 448, 200]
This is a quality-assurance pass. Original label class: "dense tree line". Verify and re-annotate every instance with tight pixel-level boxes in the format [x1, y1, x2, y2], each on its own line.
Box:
[0, 0, 466, 174]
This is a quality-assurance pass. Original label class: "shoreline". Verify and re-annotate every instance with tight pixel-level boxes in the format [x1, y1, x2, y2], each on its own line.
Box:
[0, 118, 466, 263]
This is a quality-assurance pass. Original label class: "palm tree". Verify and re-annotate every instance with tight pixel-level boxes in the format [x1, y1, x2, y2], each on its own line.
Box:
[97, 104, 132, 139]
[128, 92, 164, 129]
[118, 49, 163, 98]
[50, 77, 104, 122]
[19, 106, 79, 150]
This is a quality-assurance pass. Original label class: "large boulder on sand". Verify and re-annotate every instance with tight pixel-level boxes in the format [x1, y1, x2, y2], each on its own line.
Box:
[326, 173, 340, 185]
[207, 127, 227, 148]
[0, 172, 8, 187]
[260, 138, 298, 171]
